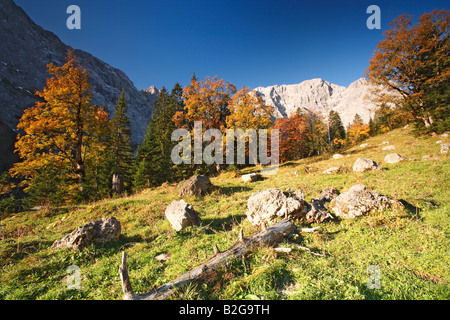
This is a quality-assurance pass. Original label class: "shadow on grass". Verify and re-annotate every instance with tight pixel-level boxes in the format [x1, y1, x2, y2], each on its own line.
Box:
[216, 185, 253, 196]
[398, 199, 422, 220]
[201, 214, 247, 233]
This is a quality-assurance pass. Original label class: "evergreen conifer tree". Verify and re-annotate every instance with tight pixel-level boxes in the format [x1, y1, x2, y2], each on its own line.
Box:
[111, 89, 133, 193]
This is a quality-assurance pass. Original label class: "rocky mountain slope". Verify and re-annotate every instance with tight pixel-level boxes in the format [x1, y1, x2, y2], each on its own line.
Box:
[0, 0, 157, 155]
[254, 78, 379, 126]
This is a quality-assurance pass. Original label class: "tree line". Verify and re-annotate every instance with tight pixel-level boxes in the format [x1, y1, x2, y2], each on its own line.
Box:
[0, 9, 447, 209]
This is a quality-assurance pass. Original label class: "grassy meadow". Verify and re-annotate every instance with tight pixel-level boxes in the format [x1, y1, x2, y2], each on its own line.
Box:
[0, 127, 449, 300]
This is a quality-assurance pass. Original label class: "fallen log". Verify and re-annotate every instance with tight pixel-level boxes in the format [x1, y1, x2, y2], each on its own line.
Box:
[118, 219, 296, 300]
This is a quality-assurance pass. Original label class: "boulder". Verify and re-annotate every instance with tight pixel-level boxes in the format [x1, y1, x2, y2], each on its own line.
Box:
[242, 173, 261, 182]
[322, 166, 340, 175]
[246, 188, 305, 226]
[382, 145, 396, 151]
[384, 153, 406, 164]
[178, 175, 214, 196]
[165, 200, 201, 231]
[352, 158, 382, 172]
[332, 154, 344, 159]
[360, 143, 369, 148]
[329, 184, 399, 219]
[441, 143, 450, 154]
[52, 217, 121, 251]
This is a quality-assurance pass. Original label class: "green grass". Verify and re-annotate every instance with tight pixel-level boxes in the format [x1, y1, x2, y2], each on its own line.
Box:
[1, 127, 449, 300]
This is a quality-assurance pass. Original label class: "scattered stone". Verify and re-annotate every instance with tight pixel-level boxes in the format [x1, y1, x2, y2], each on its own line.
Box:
[165, 200, 201, 231]
[382, 145, 396, 151]
[329, 184, 399, 219]
[52, 217, 121, 251]
[436, 140, 443, 144]
[352, 158, 382, 172]
[360, 143, 369, 148]
[441, 143, 450, 154]
[155, 253, 172, 262]
[246, 188, 305, 226]
[384, 153, 406, 164]
[30, 205, 45, 211]
[332, 154, 344, 159]
[304, 187, 339, 224]
[242, 172, 261, 182]
[441, 132, 449, 138]
[322, 166, 340, 175]
[178, 175, 214, 196]
[380, 141, 390, 145]
[422, 154, 432, 160]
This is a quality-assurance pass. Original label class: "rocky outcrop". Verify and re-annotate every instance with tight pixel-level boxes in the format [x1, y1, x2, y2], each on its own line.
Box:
[352, 158, 382, 172]
[384, 153, 406, 164]
[52, 217, 121, 251]
[253, 78, 388, 126]
[242, 173, 261, 182]
[0, 0, 158, 171]
[322, 166, 340, 175]
[165, 200, 201, 231]
[304, 187, 339, 223]
[178, 175, 214, 196]
[246, 188, 305, 226]
[329, 184, 399, 219]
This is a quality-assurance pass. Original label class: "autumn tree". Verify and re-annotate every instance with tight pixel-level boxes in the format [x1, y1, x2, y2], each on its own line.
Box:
[304, 110, 328, 156]
[175, 74, 236, 131]
[365, 9, 450, 133]
[273, 112, 310, 162]
[347, 113, 371, 145]
[10, 50, 109, 200]
[225, 86, 274, 166]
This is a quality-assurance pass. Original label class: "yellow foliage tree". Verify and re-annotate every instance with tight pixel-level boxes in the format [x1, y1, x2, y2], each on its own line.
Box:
[226, 86, 273, 130]
[10, 50, 110, 195]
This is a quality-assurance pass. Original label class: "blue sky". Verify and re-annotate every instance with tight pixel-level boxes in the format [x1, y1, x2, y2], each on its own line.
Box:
[15, 0, 449, 91]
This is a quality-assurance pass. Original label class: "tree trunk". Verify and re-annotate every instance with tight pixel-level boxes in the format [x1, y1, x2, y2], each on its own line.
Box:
[118, 219, 296, 300]
[112, 174, 124, 194]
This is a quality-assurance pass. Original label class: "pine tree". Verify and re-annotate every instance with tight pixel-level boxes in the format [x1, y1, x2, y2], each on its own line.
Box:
[133, 84, 182, 190]
[111, 89, 133, 193]
[328, 110, 346, 151]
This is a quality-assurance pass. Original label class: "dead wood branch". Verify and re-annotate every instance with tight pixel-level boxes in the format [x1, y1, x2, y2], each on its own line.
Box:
[118, 219, 295, 300]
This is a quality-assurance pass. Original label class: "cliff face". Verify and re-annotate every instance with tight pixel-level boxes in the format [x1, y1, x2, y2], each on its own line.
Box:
[254, 78, 380, 126]
[0, 0, 157, 158]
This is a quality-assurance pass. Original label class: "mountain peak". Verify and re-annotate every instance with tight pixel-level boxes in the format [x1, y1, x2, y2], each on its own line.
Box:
[253, 78, 378, 125]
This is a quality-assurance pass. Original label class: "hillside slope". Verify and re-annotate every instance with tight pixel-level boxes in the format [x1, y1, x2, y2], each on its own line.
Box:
[0, 127, 448, 300]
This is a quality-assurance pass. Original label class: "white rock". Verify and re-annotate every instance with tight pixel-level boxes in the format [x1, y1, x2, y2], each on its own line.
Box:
[384, 153, 406, 164]
[352, 158, 382, 172]
[242, 173, 260, 182]
[382, 145, 395, 151]
[322, 167, 340, 174]
[360, 143, 369, 148]
[332, 154, 344, 159]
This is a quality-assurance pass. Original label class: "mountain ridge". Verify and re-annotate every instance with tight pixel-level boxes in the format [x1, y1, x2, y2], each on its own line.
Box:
[253, 77, 378, 126]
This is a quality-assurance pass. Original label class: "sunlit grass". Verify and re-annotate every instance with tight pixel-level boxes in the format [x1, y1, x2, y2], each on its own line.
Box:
[0, 127, 448, 299]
